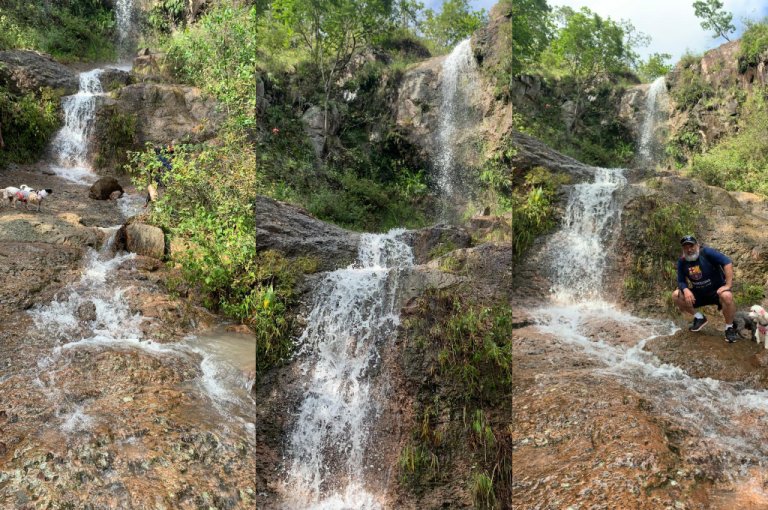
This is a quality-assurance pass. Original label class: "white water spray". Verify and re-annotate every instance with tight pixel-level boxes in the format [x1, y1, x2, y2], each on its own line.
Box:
[435, 39, 479, 221]
[637, 76, 669, 167]
[49, 69, 104, 184]
[549, 167, 627, 303]
[283, 230, 414, 509]
[29, 230, 255, 435]
[115, 0, 137, 59]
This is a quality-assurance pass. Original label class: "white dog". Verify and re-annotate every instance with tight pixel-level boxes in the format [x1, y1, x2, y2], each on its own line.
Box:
[2, 184, 31, 206]
[748, 304, 768, 349]
[13, 188, 53, 211]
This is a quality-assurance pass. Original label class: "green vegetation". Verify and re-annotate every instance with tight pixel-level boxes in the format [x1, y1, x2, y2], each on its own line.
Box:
[0, 86, 60, 167]
[689, 88, 768, 194]
[163, 4, 258, 127]
[738, 19, 768, 71]
[254, 251, 318, 378]
[637, 52, 673, 81]
[422, 0, 486, 54]
[510, 166, 569, 258]
[0, 0, 116, 61]
[398, 289, 512, 505]
[669, 58, 714, 110]
[510, 0, 551, 76]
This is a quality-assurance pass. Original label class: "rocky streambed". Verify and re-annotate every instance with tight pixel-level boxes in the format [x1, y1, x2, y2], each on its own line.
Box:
[0, 168, 256, 508]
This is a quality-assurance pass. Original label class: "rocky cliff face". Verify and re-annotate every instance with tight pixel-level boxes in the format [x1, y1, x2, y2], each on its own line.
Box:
[664, 39, 766, 155]
[393, 4, 513, 168]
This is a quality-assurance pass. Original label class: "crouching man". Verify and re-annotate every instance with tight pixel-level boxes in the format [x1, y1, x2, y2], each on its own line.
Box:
[672, 235, 737, 342]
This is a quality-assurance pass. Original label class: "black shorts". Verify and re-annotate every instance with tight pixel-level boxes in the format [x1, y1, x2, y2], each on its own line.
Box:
[693, 292, 722, 309]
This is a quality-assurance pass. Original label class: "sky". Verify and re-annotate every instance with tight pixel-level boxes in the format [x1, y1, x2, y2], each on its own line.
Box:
[425, 0, 768, 64]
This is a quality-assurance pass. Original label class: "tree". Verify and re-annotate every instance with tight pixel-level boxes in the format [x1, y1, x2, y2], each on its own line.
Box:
[693, 0, 735, 41]
[422, 0, 486, 54]
[510, 0, 552, 76]
[271, 0, 393, 138]
[638, 52, 672, 82]
[544, 7, 629, 88]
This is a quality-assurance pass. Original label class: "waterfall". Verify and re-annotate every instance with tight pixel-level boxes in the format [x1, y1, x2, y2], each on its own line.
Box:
[435, 39, 480, 222]
[549, 167, 627, 303]
[636, 76, 669, 167]
[283, 230, 414, 509]
[49, 69, 104, 184]
[535, 162, 768, 473]
[115, 0, 137, 59]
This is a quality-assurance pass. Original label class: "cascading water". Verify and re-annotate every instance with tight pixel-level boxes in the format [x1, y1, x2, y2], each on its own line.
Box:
[282, 230, 414, 509]
[115, 0, 137, 60]
[49, 69, 104, 184]
[549, 167, 627, 303]
[435, 38, 479, 222]
[535, 77, 768, 478]
[636, 76, 669, 167]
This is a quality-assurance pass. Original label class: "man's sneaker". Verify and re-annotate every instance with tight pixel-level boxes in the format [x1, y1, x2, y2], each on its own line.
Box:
[725, 327, 739, 343]
[689, 316, 708, 332]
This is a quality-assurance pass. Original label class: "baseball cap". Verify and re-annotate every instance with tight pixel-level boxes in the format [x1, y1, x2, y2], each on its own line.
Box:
[680, 235, 698, 245]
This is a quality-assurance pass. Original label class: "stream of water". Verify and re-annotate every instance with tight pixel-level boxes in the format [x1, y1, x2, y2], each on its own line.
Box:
[282, 230, 414, 509]
[435, 38, 479, 222]
[535, 77, 768, 475]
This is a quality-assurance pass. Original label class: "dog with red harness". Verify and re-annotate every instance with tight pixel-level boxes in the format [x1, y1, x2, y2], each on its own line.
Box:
[12, 187, 53, 211]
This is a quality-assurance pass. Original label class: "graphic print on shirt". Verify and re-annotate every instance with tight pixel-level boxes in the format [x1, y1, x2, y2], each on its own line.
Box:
[688, 265, 703, 281]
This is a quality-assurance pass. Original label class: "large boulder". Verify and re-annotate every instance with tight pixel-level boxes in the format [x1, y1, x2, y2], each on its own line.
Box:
[110, 83, 222, 144]
[117, 223, 165, 259]
[0, 50, 79, 95]
[89, 177, 124, 200]
[256, 195, 360, 272]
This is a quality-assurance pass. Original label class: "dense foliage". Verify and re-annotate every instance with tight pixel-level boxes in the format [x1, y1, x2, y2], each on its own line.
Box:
[0, 87, 60, 167]
[0, 0, 115, 61]
[738, 19, 768, 71]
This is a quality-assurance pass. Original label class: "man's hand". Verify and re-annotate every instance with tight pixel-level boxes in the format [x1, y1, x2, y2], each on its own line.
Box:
[683, 288, 696, 306]
[716, 285, 732, 295]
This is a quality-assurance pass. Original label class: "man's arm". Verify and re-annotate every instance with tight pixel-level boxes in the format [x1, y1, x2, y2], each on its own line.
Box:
[718, 263, 734, 294]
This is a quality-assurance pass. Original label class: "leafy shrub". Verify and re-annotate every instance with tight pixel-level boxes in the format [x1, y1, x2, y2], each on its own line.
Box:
[0, 87, 60, 167]
[163, 3, 257, 127]
[127, 133, 260, 323]
[670, 66, 714, 110]
[738, 20, 768, 71]
[0, 1, 116, 61]
[510, 166, 569, 258]
[253, 251, 317, 379]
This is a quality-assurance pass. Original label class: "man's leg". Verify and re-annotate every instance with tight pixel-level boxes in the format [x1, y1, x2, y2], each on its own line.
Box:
[719, 290, 735, 324]
[672, 289, 695, 315]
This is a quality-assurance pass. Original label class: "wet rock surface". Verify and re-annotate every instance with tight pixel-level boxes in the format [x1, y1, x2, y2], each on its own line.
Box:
[0, 167, 256, 508]
[256, 194, 360, 271]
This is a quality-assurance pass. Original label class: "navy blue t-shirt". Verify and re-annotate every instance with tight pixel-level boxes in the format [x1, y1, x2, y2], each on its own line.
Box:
[677, 246, 731, 296]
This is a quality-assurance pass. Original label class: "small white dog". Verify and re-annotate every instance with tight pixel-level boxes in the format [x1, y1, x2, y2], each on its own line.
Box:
[11, 187, 53, 211]
[748, 304, 768, 349]
[2, 184, 31, 206]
